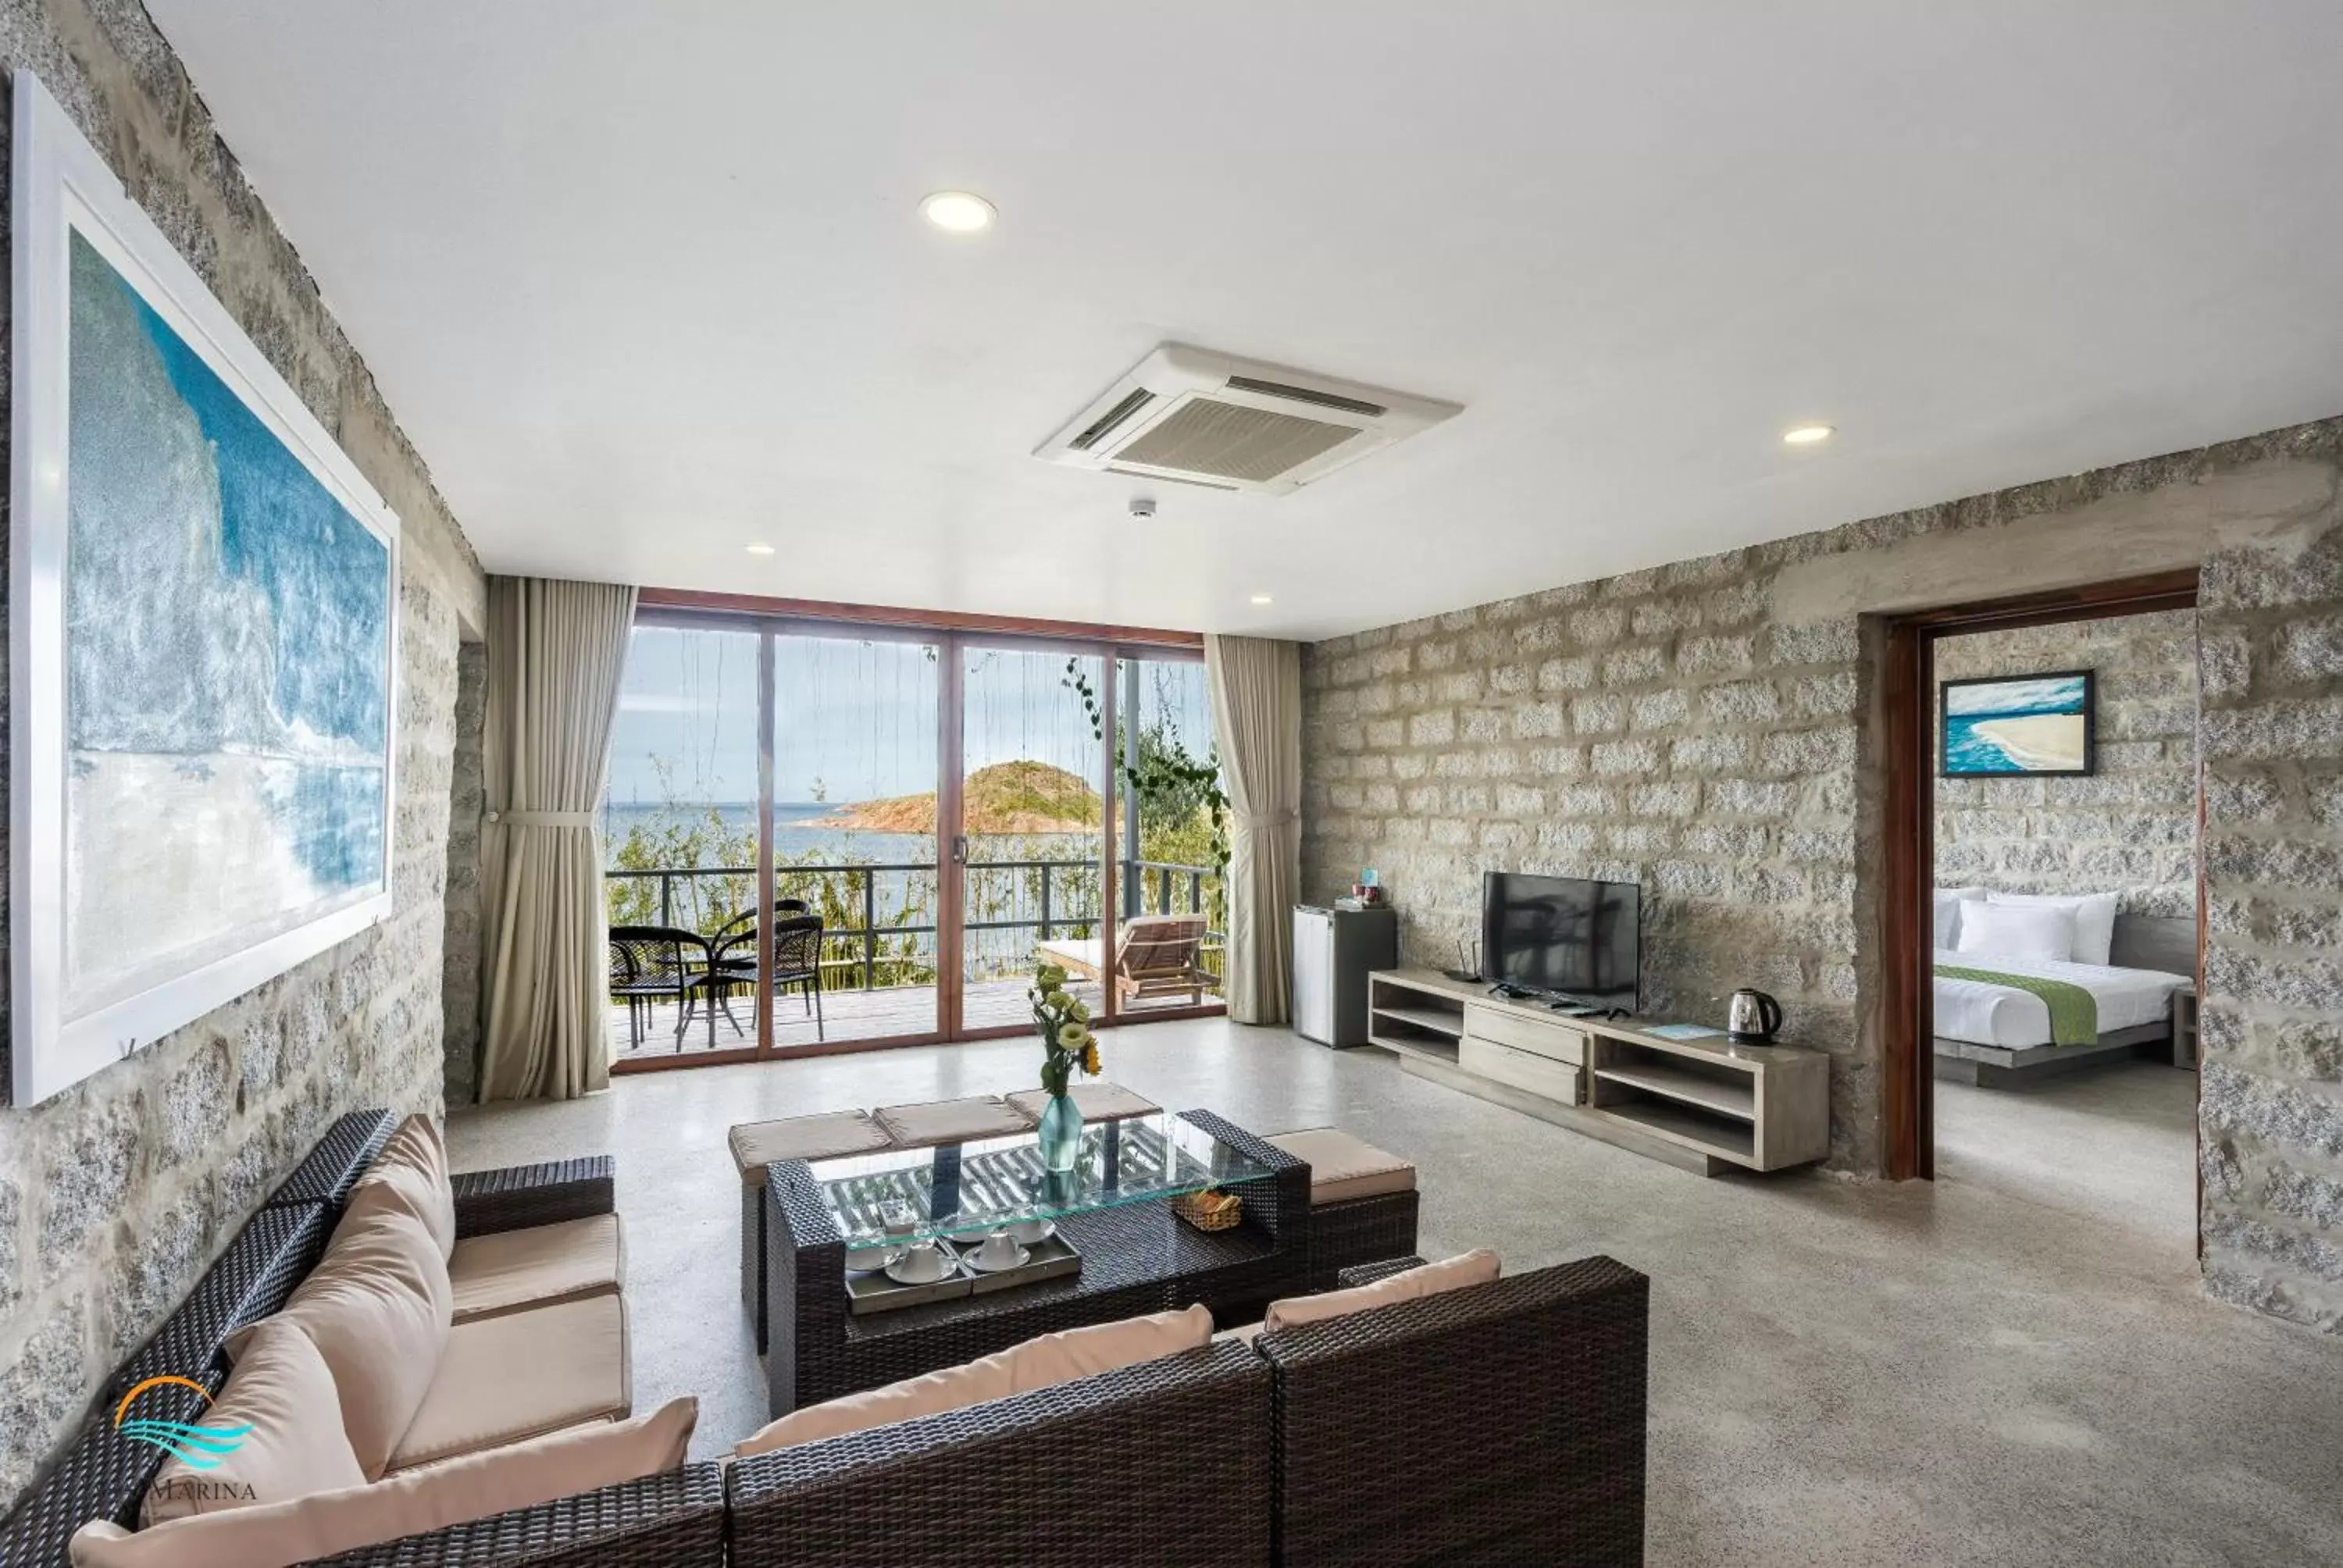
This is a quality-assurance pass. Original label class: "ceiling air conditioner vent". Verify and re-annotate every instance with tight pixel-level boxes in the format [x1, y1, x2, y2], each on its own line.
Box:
[1036, 344, 1459, 495]
[1222, 376, 1386, 418]
[1068, 387, 1157, 451]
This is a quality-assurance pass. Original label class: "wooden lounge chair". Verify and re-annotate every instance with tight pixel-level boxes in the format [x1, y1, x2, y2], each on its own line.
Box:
[1036, 912, 1214, 1007]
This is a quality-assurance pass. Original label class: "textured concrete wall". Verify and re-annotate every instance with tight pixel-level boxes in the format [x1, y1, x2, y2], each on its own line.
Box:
[1303, 421, 2343, 1226]
[1933, 609, 2200, 916]
[0, 0, 486, 1504]
[441, 642, 487, 1105]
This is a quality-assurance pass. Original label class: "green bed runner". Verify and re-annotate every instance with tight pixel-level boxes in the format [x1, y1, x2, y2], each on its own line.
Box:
[1935, 965, 2099, 1046]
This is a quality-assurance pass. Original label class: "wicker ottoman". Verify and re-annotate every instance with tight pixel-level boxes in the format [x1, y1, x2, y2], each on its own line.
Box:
[730, 1110, 893, 1352]
[871, 1093, 1035, 1148]
[1264, 1127, 1421, 1292]
[1002, 1082, 1162, 1126]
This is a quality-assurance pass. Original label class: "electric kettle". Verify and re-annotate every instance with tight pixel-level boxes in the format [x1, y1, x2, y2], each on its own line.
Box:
[1726, 989, 1781, 1046]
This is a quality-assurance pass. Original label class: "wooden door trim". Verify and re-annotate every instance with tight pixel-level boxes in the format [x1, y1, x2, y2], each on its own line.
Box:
[936, 636, 968, 1039]
[1878, 568, 2201, 1182]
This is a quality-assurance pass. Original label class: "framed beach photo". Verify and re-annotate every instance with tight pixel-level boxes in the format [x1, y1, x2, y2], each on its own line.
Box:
[9, 72, 400, 1105]
[1939, 670, 2095, 779]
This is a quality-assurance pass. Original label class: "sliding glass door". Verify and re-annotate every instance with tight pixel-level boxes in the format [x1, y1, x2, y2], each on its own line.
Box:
[604, 609, 1221, 1072]
[602, 622, 763, 1063]
[1114, 654, 1227, 1014]
[770, 632, 943, 1047]
[953, 643, 1108, 1034]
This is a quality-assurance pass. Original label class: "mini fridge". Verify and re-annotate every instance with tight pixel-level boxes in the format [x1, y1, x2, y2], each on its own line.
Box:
[1293, 905, 1399, 1047]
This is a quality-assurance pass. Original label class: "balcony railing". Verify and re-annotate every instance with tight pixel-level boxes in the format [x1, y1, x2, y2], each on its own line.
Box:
[604, 858, 1225, 994]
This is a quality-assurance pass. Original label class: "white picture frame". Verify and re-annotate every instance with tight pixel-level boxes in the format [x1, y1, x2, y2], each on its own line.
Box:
[9, 70, 401, 1106]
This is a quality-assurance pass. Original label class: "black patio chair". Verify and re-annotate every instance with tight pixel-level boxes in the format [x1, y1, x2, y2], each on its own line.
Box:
[704, 903, 826, 1042]
[608, 924, 721, 1051]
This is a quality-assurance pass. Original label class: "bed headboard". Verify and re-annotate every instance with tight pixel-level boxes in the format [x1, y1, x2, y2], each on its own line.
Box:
[2110, 914, 2197, 976]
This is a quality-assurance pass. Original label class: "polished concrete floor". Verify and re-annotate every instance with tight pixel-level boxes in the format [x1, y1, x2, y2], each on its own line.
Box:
[449, 1019, 2343, 1566]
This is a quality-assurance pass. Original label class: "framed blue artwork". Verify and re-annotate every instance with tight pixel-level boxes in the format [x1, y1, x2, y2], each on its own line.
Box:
[1939, 670, 2095, 779]
[9, 71, 401, 1104]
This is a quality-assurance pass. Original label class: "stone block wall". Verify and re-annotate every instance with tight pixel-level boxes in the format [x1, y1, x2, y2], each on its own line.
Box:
[1303, 543, 1878, 1163]
[1933, 609, 2200, 916]
[2197, 494, 2343, 1331]
[1302, 416, 2343, 1240]
[0, 0, 486, 1504]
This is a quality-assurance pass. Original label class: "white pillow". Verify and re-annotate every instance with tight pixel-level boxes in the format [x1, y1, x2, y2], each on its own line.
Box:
[1988, 891, 2118, 966]
[1954, 902, 2075, 965]
[1931, 886, 1986, 948]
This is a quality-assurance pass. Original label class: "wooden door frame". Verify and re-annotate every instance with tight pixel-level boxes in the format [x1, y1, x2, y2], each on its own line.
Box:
[1875, 568, 2201, 1180]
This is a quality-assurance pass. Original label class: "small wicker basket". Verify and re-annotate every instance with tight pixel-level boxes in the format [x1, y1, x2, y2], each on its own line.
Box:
[1171, 1188, 1243, 1232]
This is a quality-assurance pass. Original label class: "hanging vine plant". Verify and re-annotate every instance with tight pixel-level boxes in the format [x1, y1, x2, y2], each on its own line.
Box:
[1062, 658, 1232, 871]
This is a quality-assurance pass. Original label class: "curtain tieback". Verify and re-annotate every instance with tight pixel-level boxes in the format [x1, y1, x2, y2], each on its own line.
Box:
[487, 809, 597, 828]
[1235, 808, 1296, 831]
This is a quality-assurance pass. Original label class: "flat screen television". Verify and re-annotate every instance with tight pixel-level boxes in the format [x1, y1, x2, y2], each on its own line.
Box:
[1481, 871, 1641, 1010]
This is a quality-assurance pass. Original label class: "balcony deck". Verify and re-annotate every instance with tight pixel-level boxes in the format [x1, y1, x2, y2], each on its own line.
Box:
[608, 975, 1144, 1060]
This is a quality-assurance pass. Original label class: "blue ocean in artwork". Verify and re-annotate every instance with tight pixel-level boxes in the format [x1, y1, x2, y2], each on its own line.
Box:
[65, 231, 390, 994]
[1943, 675, 2088, 775]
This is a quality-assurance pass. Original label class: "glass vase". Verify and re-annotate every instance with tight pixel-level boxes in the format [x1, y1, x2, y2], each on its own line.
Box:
[1037, 1092, 1082, 1174]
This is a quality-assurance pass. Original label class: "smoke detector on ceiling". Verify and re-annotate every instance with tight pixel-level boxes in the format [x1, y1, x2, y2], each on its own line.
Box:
[1035, 344, 1460, 495]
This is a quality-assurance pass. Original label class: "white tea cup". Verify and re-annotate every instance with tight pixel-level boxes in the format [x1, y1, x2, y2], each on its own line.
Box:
[972, 1230, 1024, 1270]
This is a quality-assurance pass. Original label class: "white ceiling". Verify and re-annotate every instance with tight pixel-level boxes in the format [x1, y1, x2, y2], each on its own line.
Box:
[147, 1, 2343, 640]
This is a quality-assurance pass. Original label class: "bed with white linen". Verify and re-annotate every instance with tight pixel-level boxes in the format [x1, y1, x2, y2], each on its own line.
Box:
[1931, 889, 2195, 1089]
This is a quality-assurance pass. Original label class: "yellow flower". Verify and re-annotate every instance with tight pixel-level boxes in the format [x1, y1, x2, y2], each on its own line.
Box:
[1082, 1042, 1102, 1076]
[1066, 998, 1091, 1023]
[1034, 964, 1068, 992]
[1057, 1021, 1090, 1052]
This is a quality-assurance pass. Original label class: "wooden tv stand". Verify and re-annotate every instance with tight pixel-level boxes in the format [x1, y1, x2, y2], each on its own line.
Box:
[1365, 968, 1829, 1176]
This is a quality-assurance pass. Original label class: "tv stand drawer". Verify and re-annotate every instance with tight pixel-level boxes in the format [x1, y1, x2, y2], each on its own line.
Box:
[1464, 1003, 1587, 1064]
[1461, 1035, 1585, 1104]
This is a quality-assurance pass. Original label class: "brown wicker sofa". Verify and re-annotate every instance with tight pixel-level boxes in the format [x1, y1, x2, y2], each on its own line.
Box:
[0, 1110, 723, 1568]
[724, 1253, 1649, 1568]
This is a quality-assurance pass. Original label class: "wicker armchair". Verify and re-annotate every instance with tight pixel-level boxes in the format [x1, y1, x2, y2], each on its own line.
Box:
[728, 1339, 1272, 1568]
[1256, 1254, 1649, 1568]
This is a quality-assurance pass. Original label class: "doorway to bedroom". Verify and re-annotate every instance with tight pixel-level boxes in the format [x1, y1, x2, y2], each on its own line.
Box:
[1882, 572, 2204, 1254]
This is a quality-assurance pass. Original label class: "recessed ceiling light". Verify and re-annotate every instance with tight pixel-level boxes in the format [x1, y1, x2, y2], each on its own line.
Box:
[1782, 423, 1835, 447]
[921, 191, 996, 233]
[1250, 593, 1274, 605]
[744, 543, 776, 555]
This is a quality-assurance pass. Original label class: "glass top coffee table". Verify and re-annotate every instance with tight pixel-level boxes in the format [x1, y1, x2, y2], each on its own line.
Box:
[760, 1109, 1311, 1417]
[809, 1111, 1275, 1253]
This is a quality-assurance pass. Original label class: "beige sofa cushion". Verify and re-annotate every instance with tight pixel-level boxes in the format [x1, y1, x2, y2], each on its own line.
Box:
[448, 1213, 624, 1323]
[1003, 1303, 1211, 1392]
[873, 1095, 1035, 1147]
[341, 1115, 456, 1260]
[141, 1321, 365, 1525]
[727, 1109, 893, 1186]
[70, 1397, 696, 1568]
[735, 1304, 1211, 1457]
[734, 1352, 1015, 1457]
[1264, 1249, 1500, 1335]
[385, 1292, 629, 1472]
[1264, 1127, 1418, 1206]
[1003, 1082, 1161, 1126]
[238, 1205, 452, 1479]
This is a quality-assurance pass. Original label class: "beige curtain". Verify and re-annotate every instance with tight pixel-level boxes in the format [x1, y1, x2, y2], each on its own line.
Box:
[478, 577, 639, 1101]
[1206, 634, 1303, 1025]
